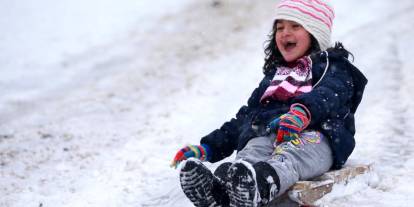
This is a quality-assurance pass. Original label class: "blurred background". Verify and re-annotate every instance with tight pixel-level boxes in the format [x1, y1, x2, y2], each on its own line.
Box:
[1, 0, 414, 206]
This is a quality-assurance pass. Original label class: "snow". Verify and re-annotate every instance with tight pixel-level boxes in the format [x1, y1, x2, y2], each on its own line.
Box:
[1, 0, 414, 206]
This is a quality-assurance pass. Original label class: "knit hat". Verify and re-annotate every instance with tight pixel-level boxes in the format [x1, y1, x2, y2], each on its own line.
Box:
[275, 0, 335, 51]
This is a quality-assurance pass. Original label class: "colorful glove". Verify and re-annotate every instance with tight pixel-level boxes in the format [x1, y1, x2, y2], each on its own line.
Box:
[170, 144, 211, 169]
[268, 103, 311, 143]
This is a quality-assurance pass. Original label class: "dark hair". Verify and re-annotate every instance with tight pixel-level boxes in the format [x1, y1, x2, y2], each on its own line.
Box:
[262, 20, 321, 73]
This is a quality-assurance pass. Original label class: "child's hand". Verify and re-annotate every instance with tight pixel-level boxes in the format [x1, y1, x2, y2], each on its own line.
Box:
[270, 103, 311, 143]
[170, 144, 210, 169]
[267, 116, 281, 134]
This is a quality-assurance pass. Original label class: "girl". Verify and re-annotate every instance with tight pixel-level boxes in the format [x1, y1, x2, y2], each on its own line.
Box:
[171, 0, 367, 206]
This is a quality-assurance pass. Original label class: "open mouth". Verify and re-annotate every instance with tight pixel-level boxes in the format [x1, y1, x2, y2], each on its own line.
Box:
[284, 41, 297, 51]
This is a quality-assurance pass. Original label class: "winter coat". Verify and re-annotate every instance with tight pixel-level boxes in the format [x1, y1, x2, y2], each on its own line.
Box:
[200, 44, 368, 170]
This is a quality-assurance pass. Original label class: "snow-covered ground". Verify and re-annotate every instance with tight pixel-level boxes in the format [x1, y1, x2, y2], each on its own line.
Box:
[1, 0, 414, 206]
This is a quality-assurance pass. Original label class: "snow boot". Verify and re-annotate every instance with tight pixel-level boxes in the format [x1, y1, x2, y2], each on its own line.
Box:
[252, 161, 280, 205]
[226, 161, 261, 207]
[179, 158, 220, 207]
[212, 162, 232, 206]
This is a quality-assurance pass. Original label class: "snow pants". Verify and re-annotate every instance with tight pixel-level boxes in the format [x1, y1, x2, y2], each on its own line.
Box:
[236, 131, 333, 196]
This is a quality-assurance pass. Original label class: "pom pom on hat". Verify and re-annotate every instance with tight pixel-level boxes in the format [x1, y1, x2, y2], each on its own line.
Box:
[275, 0, 335, 50]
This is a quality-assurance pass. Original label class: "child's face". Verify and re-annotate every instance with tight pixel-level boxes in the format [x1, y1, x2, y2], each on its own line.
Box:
[275, 20, 312, 63]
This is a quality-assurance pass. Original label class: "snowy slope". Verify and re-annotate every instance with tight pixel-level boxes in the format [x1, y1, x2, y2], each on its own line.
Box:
[1, 0, 414, 207]
[319, 1, 414, 206]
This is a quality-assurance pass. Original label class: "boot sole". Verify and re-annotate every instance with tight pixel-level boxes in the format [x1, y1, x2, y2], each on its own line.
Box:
[227, 161, 259, 207]
[180, 159, 218, 207]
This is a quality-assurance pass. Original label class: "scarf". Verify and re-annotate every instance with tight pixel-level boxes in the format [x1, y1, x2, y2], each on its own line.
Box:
[260, 56, 313, 103]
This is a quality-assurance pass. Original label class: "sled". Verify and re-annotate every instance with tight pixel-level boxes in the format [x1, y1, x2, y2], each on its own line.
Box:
[267, 164, 371, 207]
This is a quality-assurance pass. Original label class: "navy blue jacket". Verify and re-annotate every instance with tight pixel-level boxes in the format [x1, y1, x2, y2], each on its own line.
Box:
[200, 44, 368, 169]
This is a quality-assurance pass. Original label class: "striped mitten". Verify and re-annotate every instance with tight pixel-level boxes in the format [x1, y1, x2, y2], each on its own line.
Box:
[274, 103, 311, 143]
[171, 144, 211, 169]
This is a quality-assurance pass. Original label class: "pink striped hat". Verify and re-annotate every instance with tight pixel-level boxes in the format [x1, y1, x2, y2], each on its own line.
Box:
[275, 0, 335, 50]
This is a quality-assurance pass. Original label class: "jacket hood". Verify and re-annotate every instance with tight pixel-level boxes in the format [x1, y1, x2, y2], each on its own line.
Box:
[326, 43, 368, 113]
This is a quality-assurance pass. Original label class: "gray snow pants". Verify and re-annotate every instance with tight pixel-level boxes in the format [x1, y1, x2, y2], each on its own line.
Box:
[236, 131, 333, 196]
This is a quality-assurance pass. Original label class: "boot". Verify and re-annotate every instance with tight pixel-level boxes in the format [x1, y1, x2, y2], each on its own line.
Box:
[253, 161, 280, 205]
[213, 162, 232, 206]
[180, 159, 233, 207]
[226, 161, 261, 207]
